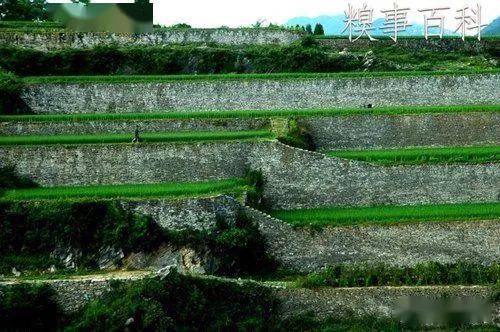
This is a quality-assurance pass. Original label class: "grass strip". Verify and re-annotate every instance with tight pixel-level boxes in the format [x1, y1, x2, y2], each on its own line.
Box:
[271, 202, 500, 227]
[22, 69, 500, 85]
[0, 178, 251, 201]
[295, 262, 500, 288]
[0, 130, 273, 146]
[327, 145, 500, 165]
[1, 105, 498, 123]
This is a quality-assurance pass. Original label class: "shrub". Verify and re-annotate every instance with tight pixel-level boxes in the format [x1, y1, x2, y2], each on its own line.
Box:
[277, 118, 315, 150]
[297, 262, 500, 288]
[0, 70, 24, 114]
[0, 201, 163, 273]
[0, 284, 63, 331]
[68, 272, 279, 331]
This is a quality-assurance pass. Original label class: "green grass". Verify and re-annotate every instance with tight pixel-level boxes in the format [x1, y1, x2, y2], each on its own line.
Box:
[1, 105, 498, 123]
[295, 262, 500, 288]
[0, 178, 251, 201]
[22, 69, 500, 85]
[0, 130, 273, 146]
[327, 145, 500, 165]
[271, 202, 500, 227]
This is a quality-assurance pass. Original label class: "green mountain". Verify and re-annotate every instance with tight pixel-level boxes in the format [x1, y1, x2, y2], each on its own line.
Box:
[482, 17, 500, 36]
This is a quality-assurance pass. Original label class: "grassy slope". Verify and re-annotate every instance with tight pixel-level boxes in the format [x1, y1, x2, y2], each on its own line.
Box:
[1, 105, 498, 123]
[0, 178, 250, 201]
[327, 146, 500, 165]
[271, 202, 500, 227]
[22, 69, 500, 85]
[0, 130, 273, 146]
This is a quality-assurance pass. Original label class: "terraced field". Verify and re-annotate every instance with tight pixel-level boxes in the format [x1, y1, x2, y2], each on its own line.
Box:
[1, 36, 499, 330]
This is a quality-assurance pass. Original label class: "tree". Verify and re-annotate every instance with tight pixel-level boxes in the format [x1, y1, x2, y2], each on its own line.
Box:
[305, 24, 313, 34]
[71, 0, 90, 4]
[313, 23, 325, 36]
[0, 0, 48, 20]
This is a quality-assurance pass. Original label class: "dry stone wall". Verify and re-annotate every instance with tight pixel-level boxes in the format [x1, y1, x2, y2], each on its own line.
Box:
[0, 29, 301, 51]
[318, 37, 496, 52]
[245, 206, 500, 271]
[0, 118, 269, 136]
[0, 141, 252, 187]
[276, 285, 498, 322]
[22, 74, 500, 114]
[301, 112, 500, 151]
[0, 141, 498, 208]
[247, 142, 500, 209]
[121, 195, 240, 231]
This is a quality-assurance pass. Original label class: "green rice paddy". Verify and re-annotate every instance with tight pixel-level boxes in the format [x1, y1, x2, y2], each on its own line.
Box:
[327, 146, 500, 165]
[0, 178, 251, 201]
[1, 105, 497, 123]
[0, 130, 273, 146]
[271, 202, 500, 227]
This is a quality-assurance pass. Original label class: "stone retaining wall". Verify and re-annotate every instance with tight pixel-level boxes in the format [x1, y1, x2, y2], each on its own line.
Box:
[22, 74, 500, 114]
[248, 142, 500, 209]
[276, 285, 498, 323]
[1, 141, 498, 208]
[245, 205, 500, 271]
[121, 195, 240, 231]
[301, 112, 500, 151]
[2, 276, 497, 325]
[0, 118, 269, 136]
[318, 37, 496, 53]
[0, 29, 301, 51]
[0, 141, 252, 187]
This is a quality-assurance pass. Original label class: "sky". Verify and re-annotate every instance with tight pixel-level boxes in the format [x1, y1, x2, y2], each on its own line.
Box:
[48, 0, 500, 32]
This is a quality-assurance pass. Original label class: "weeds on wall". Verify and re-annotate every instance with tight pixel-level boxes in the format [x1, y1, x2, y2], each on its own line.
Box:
[277, 118, 315, 151]
[296, 262, 500, 288]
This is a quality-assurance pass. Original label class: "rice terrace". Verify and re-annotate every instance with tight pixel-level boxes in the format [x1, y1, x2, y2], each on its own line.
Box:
[0, 1, 499, 331]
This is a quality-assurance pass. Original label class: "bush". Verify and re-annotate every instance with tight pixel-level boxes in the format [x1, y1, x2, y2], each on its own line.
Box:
[297, 262, 500, 288]
[0, 201, 163, 273]
[0, 70, 24, 114]
[68, 272, 279, 331]
[0, 284, 63, 331]
[0, 199, 276, 277]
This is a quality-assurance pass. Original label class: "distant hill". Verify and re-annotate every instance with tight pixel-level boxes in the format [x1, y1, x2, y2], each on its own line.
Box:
[482, 17, 500, 36]
[285, 15, 457, 36]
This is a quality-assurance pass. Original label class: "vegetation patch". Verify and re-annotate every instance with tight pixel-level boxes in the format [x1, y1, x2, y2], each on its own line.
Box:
[327, 145, 500, 165]
[21, 69, 500, 85]
[277, 118, 315, 150]
[0, 130, 273, 146]
[0, 70, 25, 115]
[0, 178, 251, 201]
[296, 262, 500, 288]
[0, 199, 163, 274]
[271, 202, 500, 227]
[2, 105, 497, 123]
[0, 283, 64, 331]
[0, 41, 497, 77]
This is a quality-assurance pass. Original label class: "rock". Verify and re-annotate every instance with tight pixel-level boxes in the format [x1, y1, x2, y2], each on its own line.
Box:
[157, 265, 177, 280]
[48, 265, 57, 273]
[125, 317, 135, 326]
[97, 246, 125, 270]
[51, 247, 82, 269]
[11, 267, 21, 277]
